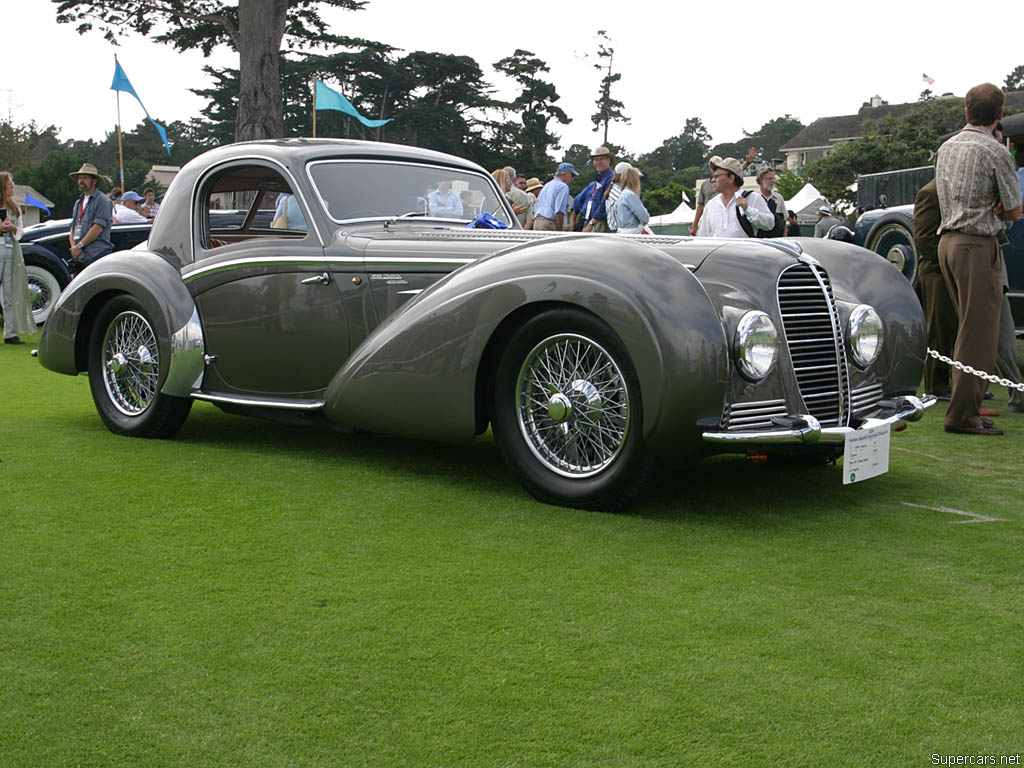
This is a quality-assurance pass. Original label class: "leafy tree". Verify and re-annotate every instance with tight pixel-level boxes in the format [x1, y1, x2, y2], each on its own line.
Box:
[589, 30, 629, 145]
[1005, 65, 1024, 92]
[773, 169, 805, 200]
[493, 50, 570, 172]
[708, 115, 804, 167]
[642, 182, 690, 217]
[919, 89, 935, 102]
[640, 118, 711, 171]
[802, 98, 964, 205]
[0, 121, 62, 176]
[53, 0, 369, 141]
[19, 146, 90, 219]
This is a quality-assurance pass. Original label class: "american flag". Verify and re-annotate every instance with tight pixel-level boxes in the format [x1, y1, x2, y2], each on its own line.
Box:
[922, 73, 935, 85]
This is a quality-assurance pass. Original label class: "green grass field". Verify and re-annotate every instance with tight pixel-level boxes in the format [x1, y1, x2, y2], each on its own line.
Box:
[3, 331, 1022, 767]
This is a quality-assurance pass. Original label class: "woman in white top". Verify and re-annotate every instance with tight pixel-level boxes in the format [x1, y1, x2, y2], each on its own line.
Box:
[0, 171, 35, 344]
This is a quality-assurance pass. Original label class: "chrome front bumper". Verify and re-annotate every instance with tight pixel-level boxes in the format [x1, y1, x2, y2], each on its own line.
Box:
[702, 395, 935, 446]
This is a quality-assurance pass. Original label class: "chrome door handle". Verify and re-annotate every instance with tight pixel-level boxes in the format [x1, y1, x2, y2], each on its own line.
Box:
[301, 272, 331, 285]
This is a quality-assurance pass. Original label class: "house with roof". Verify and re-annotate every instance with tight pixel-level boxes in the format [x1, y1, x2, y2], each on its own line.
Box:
[13, 184, 55, 227]
[780, 92, 1024, 171]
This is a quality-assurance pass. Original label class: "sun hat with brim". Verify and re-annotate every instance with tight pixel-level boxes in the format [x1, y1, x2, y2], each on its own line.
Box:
[590, 145, 612, 158]
[121, 190, 144, 202]
[818, 205, 832, 215]
[69, 163, 101, 179]
[525, 177, 543, 192]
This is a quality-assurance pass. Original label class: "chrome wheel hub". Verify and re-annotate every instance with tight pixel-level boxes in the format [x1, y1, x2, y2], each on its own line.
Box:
[516, 333, 630, 478]
[101, 311, 160, 416]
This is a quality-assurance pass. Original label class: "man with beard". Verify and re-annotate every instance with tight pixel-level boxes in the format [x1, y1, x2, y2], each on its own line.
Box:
[68, 163, 114, 266]
[753, 166, 787, 238]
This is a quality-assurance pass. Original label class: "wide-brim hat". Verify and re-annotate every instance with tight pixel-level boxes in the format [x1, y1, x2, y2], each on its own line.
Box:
[818, 205, 832, 215]
[590, 145, 612, 158]
[69, 163, 100, 179]
[525, 177, 543, 193]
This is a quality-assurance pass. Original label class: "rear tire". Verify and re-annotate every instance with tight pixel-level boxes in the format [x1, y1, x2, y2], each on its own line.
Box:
[87, 295, 192, 438]
[491, 308, 655, 511]
[865, 212, 917, 283]
[24, 264, 65, 325]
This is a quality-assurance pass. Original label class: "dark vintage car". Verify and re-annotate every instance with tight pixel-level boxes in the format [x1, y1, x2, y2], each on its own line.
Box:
[21, 216, 151, 324]
[38, 139, 934, 510]
[832, 112, 1024, 334]
[21, 209, 271, 324]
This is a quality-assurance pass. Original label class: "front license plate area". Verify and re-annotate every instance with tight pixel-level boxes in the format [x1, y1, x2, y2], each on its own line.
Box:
[842, 422, 891, 485]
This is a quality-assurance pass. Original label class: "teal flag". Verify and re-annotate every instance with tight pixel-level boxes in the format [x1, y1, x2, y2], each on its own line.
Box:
[315, 80, 392, 128]
[111, 59, 171, 157]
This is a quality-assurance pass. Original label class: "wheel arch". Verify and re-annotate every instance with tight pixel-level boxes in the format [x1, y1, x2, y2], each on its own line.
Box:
[38, 251, 204, 396]
[325, 235, 729, 453]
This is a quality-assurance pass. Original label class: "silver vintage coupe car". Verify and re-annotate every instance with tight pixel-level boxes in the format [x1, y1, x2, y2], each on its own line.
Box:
[38, 139, 933, 510]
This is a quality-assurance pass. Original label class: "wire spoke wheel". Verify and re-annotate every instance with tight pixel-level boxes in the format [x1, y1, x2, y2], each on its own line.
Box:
[516, 332, 630, 478]
[101, 310, 161, 416]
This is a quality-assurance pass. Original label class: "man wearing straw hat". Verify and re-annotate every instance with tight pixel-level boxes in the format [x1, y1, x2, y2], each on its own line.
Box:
[67, 163, 114, 266]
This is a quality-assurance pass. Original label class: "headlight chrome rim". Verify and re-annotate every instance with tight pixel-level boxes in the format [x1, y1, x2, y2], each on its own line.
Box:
[734, 310, 779, 381]
[848, 304, 884, 367]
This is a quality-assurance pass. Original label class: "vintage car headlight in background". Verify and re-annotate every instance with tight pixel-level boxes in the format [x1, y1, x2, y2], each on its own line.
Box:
[734, 310, 779, 381]
[848, 304, 884, 367]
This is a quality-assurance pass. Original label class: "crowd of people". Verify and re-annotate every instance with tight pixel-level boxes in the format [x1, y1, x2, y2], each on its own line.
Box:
[3, 94, 1022, 439]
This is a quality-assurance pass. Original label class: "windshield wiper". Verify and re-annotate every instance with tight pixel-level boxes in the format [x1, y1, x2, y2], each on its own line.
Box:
[384, 211, 427, 229]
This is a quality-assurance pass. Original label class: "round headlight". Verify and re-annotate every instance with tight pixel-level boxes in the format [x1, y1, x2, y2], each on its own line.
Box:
[848, 304, 884, 367]
[734, 310, 779, 380]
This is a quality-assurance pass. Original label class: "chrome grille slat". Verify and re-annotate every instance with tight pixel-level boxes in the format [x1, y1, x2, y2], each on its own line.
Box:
[723, 399, 788, 431]
[777, 262, 851, 427]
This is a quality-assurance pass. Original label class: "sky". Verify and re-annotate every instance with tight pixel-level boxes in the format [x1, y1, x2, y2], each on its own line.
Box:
[11, 0, 1023, 163]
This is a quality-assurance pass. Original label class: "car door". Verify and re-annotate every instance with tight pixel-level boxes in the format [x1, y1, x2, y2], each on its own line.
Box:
[183, 161, 351, 399]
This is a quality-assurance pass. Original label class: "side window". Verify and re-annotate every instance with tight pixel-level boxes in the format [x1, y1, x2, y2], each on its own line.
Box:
[199, 164, 309, 251]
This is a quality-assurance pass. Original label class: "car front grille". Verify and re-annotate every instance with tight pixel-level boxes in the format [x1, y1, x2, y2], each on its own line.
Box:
[777, 262, 850, 427]
[850, 382, 885, 415]
[723, 399, 789, 431]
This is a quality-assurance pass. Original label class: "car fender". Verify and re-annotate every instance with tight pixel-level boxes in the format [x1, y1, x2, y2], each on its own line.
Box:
[324, 234, 729, 454]
[20, 242, 72, 287]
[37, 250, 205, 396]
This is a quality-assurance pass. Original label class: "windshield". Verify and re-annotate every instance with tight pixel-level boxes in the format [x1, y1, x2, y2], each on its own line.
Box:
[308, 159, 514, 227]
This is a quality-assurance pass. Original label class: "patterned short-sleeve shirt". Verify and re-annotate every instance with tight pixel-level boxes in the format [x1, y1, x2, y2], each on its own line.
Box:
[935, 125, 1021, 237]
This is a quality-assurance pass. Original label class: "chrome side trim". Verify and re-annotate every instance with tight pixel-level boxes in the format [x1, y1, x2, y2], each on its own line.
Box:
[162, 306, 206, 396]
[191, 392, 325, 411]
[184, 255, 342, 282]
[702, 396, 935, 446]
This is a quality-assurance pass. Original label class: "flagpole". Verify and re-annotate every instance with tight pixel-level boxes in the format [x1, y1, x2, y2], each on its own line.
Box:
[115, 55, 125, 192]
[312, 79, 317, 138]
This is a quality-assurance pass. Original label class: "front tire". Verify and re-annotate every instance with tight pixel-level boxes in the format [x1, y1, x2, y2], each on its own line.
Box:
[87, 295, 192, 438]
[492, 308, 655, 511]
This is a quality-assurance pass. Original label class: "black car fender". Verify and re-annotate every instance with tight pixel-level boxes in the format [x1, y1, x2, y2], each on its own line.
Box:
[20, 242, 72, 287]
[323, 234, 729, 454]
[37, 250, 205, 396]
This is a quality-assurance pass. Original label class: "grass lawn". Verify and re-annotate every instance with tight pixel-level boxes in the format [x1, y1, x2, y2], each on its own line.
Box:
[3, 331, 1023, 767]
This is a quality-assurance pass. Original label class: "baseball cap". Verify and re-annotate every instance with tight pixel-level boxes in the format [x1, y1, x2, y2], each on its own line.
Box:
[556, 162, 579, 177]
[714, 157, 744, 177]
[121, 190, 144, 202]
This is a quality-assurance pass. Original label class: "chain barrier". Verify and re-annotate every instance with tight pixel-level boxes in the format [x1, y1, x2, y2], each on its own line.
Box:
[926, 348, 1024, 392]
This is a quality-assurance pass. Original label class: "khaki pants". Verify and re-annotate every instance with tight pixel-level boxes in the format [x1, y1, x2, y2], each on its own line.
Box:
[589, 219, 610, 233]
[938, 232, 1002, 429]
[533, 217, 558, 231]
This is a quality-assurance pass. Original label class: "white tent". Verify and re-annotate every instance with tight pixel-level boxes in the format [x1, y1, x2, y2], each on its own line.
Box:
[648, 189, 694, 233]
[785, 183, 828, 225]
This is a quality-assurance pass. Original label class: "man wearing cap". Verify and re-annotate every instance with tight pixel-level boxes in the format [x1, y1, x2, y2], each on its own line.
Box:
[533, 163, 578, 231]
[691, 148, 758, 235]
[696, 157, 774, 238]
[113, 190, 149, 224]
[581, 146, 614, 232]
[68, 163, 114, 266]
[813, 205, 844, 237]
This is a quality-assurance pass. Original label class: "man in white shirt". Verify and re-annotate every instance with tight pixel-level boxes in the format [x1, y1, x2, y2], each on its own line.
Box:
[112, 190, 148, 224]
[696, 157, 774, 238]
[428, 181, 463, 218]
